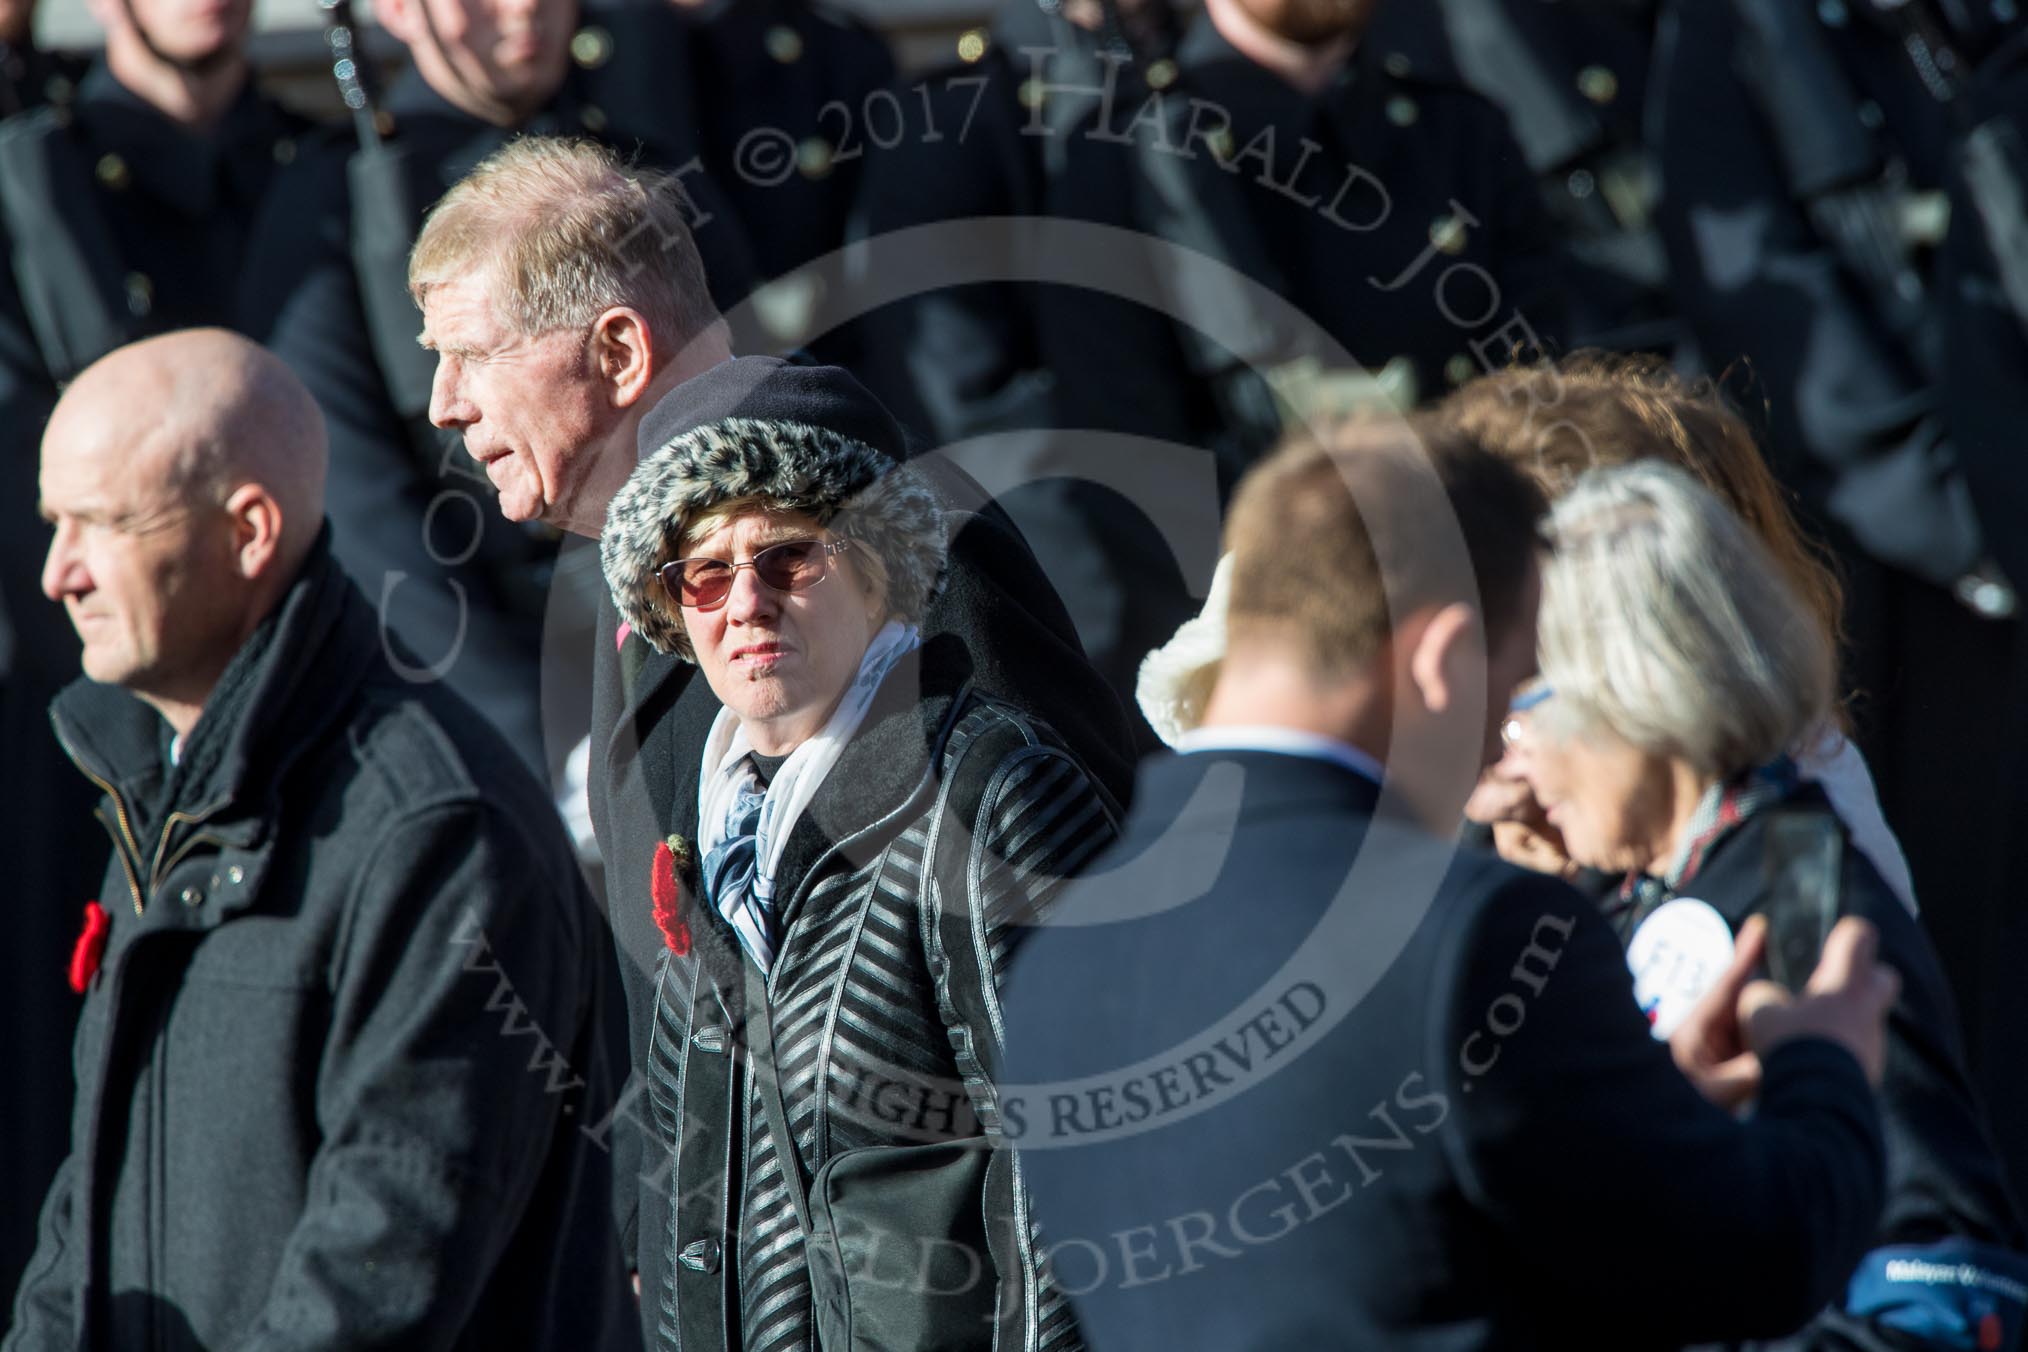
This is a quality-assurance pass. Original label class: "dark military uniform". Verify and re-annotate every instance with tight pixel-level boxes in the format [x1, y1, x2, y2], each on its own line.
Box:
[681, 0, 893, 343]
[0, 57, 304, 1308]
[0, 35, 83, 120]
[846, 0, 1121, 445]
[1651, 0, 2028, 1203]
[1431, 0, 1675, 350]
[1030, 4, 1564, 715]
[242, 9, 759, 791]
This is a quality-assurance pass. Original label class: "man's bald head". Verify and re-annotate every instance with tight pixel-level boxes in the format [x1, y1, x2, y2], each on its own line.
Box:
[50, 328, 327, 554]
[39, 330, 330, 733]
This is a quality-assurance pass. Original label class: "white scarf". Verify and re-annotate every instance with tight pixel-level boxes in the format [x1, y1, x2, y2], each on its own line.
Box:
[697, 620, 922, 969]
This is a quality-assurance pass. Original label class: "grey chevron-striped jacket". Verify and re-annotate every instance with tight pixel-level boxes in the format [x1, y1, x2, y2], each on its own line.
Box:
[630, 636, 1117, 1352]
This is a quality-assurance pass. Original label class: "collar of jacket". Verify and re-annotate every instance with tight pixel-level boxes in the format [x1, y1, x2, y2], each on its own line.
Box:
[1613, 777, 1843, 934]
[1128, 744, 1387, 840]
[1174, 7, 1346, 141]
[651, 631, 979, 998]
[381, 67, 557, 182]
[0, 39, 78, 118]
[49, 527, 378, 904]
[72, 59, 295, 218]
[380, 61, 671, 182]
[1174, 3, 1462, 139]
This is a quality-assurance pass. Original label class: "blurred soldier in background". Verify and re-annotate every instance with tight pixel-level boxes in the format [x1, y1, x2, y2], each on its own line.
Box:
[0, 0, 83, 116]
[1042, 0, 1564, 486]
[1432, 0, 1676, 351]
[0, 0, 302, 1302]
[848, 0, 1183, 446]
[242, 0, 759, 808]
[1650, 0, 2028, 1201]
[1028, 0, 1565, 727]
[671, 0, 893, 355]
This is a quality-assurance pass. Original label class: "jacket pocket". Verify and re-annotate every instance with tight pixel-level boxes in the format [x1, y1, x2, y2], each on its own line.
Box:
[806, 1138, 997, 1352]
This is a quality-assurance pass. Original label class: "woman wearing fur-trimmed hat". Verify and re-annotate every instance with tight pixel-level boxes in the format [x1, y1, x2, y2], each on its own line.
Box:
[601, 415, 1116, 1352]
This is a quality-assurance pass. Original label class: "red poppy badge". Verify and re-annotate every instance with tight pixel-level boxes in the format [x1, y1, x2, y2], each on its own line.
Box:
[69, 901, 109, 994]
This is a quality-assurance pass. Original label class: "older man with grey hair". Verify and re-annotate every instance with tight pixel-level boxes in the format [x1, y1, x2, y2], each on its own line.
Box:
[8, 329, 636, 1351]
[406, 134, 1134, 1347]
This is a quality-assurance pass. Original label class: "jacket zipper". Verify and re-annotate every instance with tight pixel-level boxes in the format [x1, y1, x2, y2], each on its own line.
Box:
[97, 812, 145, 916]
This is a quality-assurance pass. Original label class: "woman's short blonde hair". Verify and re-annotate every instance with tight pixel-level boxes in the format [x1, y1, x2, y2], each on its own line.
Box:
[1537, 462, 1834, 777]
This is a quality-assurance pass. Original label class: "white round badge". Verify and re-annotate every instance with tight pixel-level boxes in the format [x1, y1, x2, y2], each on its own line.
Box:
[1627, 898, 1736, 1041]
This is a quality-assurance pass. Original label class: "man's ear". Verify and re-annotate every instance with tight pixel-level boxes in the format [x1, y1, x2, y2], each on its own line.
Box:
[223, 483, 284, 581]
[590, 308, 657, 409]
[1406, 601, 1485, 716]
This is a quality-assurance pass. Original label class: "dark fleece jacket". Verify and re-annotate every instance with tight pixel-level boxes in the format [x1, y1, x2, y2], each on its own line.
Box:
[9, 533, 638, 1352]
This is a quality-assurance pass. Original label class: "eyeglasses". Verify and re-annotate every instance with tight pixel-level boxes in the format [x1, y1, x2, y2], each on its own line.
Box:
[1500, 683, 1555, 748]
[659, 538, 852, 610]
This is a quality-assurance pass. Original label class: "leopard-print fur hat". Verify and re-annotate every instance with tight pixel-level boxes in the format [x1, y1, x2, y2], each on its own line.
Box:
[601, 417, 947, 660]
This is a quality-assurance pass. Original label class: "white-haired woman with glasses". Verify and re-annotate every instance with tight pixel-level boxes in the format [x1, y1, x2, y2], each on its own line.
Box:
[599, 417, 1116, 1352]
[1509, 462, 2026, 1349]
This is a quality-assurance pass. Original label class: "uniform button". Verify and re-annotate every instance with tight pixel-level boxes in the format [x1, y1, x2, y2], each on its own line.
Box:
[797, 136, 834, 179]
[209, 873, 223, 890]
[1818, 0, 1848, 25]
[44, 73, 74, 105]
[1430, 213, 1468, 255]
[579, 103, 608, 134]
[755, 272, 822, 341]
[1386, 95, 1419, 127]
[1207, 127, 1236, 162]
[1018, 77, 1047, 112]
[179, 886, 203, 907]
[956, 27, 988, 64]
[1567, 167, 1596, 199]
[571, 25, 612, 69]
[1445, 354, 1476, 387]
[272, 137, 297, 166]
[1901, 191, 1951, 248]
[1146, 58, 1178, 91]
[95, 152, 130, 191]
[1857, 99, 1885, 130]
[678, 1237, 721, 1273]
[1383, 52, 1412, 79]
[124, 272, 153, 317]
[765, 24, 804, 64]
[226, 865, 245, 885]
[1576, 65, 1618, 106]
